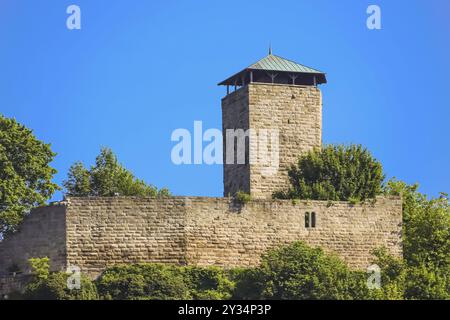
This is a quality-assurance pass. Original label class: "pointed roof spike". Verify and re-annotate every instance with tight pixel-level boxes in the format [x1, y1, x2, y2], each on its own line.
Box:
[269, 43, 272, 55]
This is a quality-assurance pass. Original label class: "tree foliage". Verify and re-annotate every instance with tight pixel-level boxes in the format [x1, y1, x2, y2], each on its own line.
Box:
[253, 241, 370, 300]
[23, 257, 98, 300]
[0, 115, 59, 234]
[96, 264, 189, 300]
[63, 148, 170, 197]
[383, 179, 450, 299]
[274, 144, 384, 202]
[182, 266, 235, 300]
[95, 264, 235, 300]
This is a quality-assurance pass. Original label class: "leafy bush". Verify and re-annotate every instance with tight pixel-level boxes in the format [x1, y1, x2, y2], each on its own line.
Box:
[230, 268, 266, 300]
[367, 248, 406, 300]
[23, 258, 97, 300]
[274, 144, 384, 202]
[24, 272, 98, 300]
[96, 264, 237, 300]
[235, 191, 251, 204]
[182, 266, 235, 300]
[28, 257, 50, 280]
[96, 264, 190, 300]
[252, 241, 369, 300]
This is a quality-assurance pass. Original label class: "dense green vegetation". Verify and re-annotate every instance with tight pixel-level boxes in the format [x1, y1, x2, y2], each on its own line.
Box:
[382, 180, 450, 299]
[23, 257, 98, 300]
[0, 115, 59, 235]
[274, 145, 384, 202]
[63, 147, 170, 198]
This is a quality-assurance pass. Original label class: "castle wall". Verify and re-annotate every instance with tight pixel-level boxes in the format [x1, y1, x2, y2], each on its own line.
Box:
[222, 86, 250, 196]
[185, 196, 402, 269]
[63, 196, 402, 277]
[66, 197, 188, 276]
[0, 204, 67, 275]
[0, 196, 402, 281]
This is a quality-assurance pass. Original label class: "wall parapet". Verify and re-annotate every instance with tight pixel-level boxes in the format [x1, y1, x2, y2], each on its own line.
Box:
[0, 196, 402, 282]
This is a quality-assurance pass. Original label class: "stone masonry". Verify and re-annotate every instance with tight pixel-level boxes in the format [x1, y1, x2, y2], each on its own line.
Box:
[0, 196, 402, 279]
[222, 83, 322, 199]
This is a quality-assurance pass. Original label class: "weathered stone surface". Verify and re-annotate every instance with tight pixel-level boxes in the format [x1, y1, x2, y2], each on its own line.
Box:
[0, 204, 67, 275]
[222, 83, 322, 199]
[0, 196, 402, 279]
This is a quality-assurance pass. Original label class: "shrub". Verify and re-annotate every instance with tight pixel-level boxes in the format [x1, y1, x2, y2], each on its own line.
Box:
[24, 272, 98, 300]
[367, 248, 406, 300]
[235, 191, 251, 204]
[28, 257, 50, 280]
[96, 264, 190, 300]
[183, 266, 235, 300]
[23, 258, 97, 300]
[254, 241, 368, 300]
[230, 268, 266, 300]
[274, 144, 384, 202]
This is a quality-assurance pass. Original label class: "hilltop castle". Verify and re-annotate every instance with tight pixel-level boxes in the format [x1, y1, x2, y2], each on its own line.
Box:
[0, 53, 402, 290]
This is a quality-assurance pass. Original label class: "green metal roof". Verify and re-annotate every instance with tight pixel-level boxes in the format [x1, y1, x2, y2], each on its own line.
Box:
[248, 54, 324, 74]
[218, 53, 326, 86]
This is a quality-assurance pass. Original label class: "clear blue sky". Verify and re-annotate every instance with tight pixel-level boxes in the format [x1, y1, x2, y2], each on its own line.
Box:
[1, 0, 449, 200]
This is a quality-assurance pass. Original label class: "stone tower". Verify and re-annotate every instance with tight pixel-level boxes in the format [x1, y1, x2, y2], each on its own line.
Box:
[219, 52, 327, 199]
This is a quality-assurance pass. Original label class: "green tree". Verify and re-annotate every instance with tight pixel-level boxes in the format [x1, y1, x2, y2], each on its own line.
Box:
[63, 148, 170, 197]
[384, 179, 450, 299]
[368, 248, 406, 300]
[255, 241, 368, 300]
[0, 115, 59, 234]
[274, 144, 384, 202]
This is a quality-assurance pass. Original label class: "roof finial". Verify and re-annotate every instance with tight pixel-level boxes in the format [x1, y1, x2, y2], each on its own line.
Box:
[269, 43, 272, 55]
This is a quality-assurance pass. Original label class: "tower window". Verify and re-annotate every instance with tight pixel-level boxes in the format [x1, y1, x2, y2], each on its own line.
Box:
[305, 211, 317, 228]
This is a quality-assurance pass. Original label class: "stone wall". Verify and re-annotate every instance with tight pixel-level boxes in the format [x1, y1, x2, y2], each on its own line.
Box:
[66, 197, 188, 276]
[222, 86, 250, 196]
[0, 196, 402, 281]
[248, 84, 322, 199]
[0, 197, 402, 276]
[0, 204, 67, 275]
[222, 83, 322, 199]
[185, 196, 402, 269]
[0, 275, 31, 298]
